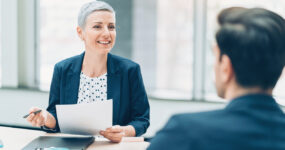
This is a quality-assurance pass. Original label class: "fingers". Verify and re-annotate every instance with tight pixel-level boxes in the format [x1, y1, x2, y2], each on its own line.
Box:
[29, 107, 41, 113]
[27, 113, 44, 127]
[100, 131, 125, 143]
[26, 113, 35, 123]
[100, 125, 125, 143]
[36, 114, 45, 126]
[106, 125, 124, 133]
[26, 107, 45, 127]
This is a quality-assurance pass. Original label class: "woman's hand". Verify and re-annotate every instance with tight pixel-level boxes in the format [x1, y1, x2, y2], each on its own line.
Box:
[100, 125, 136, 143]
[26, 107, 56, 128]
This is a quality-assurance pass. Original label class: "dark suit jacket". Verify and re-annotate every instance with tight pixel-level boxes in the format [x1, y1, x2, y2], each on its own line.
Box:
[148, 94, 285, 150]
[46, 52, 150, 136]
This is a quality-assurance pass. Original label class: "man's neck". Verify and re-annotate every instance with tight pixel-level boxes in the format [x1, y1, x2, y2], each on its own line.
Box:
[224, 85, 273, 100]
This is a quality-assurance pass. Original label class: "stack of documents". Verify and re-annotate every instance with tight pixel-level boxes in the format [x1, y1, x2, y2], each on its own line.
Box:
[56, 99, 112, 135]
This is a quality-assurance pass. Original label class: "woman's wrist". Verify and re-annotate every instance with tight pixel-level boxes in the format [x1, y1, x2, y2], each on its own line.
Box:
[123, 125, 136, 137]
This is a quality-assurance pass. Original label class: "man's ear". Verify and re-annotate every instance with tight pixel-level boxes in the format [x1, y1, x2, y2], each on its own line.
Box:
[220, 54, 234, 84]
[77, 26, 84, 41]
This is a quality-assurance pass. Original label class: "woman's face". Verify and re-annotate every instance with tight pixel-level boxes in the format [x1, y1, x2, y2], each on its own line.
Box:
[78, 11, 116, 54]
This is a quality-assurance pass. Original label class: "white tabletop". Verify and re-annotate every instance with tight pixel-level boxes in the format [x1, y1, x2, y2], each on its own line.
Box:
[0, 126, 149, 150]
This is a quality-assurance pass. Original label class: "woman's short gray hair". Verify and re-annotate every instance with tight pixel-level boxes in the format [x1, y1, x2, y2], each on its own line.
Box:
[78, 1, 115, 28]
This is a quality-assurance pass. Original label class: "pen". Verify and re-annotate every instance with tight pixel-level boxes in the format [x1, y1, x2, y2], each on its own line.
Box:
[23, 110, 42, 118]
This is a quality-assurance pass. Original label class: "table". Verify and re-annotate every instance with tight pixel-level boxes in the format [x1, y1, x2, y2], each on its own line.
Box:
[0, 126, 149, 150]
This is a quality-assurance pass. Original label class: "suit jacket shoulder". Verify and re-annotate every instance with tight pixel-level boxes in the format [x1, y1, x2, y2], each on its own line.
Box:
[148, 110, 225, 150]
[108, 53, 140, 71]
[54, 53, 83, 73]
[168, 110, 227, 138]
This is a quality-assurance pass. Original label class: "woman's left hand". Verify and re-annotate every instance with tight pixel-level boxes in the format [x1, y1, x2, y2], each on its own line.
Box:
[100, 125, 136, 143]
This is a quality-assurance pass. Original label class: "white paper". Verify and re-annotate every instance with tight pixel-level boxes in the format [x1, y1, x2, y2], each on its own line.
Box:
[56, 99, 112, 135]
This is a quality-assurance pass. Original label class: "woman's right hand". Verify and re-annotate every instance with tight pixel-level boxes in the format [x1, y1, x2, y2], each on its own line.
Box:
[26, 107, 56, 128]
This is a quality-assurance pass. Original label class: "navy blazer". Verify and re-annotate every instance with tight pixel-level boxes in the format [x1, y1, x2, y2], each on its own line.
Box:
[148, 94, 285, 150]
[46, 52, 150, 136]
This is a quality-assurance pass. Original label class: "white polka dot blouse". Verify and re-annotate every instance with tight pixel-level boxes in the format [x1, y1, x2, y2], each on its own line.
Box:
[77, 72, 107, 104]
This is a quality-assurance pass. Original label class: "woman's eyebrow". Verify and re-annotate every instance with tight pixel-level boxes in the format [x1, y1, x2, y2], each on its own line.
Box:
[92, 22, 103, 24]
[92, 22, 115, 24]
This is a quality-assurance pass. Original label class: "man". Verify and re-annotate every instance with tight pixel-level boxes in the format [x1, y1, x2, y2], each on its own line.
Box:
[148, 7, 285, 150]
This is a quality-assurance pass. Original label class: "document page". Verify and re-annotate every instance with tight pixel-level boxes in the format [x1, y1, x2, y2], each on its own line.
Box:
[56, 99, 112, 135]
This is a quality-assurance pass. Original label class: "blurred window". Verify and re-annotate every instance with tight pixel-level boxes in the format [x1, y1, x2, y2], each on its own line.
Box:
[153, 0, 193, 99]
[39, 0, 91, 90]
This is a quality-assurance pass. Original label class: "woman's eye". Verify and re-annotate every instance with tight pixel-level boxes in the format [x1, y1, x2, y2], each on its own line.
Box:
[109, 25, 115, 29]
[93, 25, 101, 29]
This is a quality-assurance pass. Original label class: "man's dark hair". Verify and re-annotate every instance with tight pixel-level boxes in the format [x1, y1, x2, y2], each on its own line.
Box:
[216, 7, 285, 89]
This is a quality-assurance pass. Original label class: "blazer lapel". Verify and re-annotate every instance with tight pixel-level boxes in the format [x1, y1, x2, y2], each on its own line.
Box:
[107, 53, 121, 125]
[64, 52, 85, 104]
[65, 72, 81, 104]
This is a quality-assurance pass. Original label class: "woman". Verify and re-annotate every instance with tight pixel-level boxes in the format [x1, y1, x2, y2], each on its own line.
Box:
[26, 1, 150, 142]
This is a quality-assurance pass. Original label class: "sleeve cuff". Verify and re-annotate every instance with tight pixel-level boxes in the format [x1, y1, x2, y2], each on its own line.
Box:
[41, 125, 58, 133]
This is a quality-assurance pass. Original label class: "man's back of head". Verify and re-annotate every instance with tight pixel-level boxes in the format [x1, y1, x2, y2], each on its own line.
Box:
[215, 8, 285, 92]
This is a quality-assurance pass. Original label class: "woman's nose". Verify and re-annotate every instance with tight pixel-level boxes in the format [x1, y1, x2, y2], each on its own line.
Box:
[101, 26, 110, 37]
